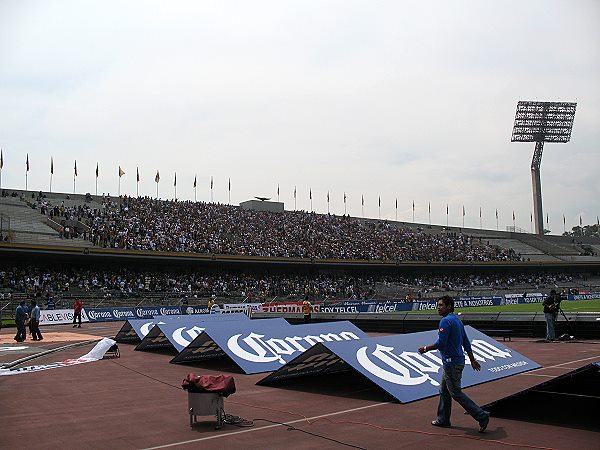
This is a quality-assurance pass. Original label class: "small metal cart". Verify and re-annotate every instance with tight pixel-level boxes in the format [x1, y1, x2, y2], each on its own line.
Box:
[188, 392, 224, 429]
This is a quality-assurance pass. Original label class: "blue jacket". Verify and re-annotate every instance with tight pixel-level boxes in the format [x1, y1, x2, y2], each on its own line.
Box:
[433, 313, 472, 366]
[16, 305, 28, 322]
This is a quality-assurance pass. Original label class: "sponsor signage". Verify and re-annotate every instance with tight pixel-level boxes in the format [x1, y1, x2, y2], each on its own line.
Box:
[259, 327, 541, 403]
[172, 320, 368, 374]
[135, 313, 252, 351]
[40, 309, 89, 326]
[568, 292, 600, 301]
[87, 307, 137, 322]
[171, 318, 290, 364]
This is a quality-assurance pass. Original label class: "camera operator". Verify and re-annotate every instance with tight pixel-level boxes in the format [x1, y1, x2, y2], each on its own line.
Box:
[542, 290, 560, 341]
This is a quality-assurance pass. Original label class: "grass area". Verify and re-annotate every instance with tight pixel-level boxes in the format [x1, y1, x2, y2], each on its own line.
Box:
[452, 300, 600, 313]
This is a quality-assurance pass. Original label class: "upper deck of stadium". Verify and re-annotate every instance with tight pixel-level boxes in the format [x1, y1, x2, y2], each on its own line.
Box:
[1, 188, 599, 269]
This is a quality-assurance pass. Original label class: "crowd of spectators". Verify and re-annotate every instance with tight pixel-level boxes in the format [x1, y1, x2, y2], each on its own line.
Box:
[30, 195, 521, 262]
[0, 265, 585, 303]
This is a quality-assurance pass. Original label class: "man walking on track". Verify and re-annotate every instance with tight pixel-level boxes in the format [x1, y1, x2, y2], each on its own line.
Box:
[29, 300, 43, 341]
[418, 295, 490, 433]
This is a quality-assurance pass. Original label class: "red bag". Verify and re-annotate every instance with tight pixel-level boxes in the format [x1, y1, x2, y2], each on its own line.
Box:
[182, 374, 236, 397]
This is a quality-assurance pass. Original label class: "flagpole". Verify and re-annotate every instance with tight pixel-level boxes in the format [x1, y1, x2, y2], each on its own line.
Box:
[26, 172, 28, 191]
[50, 174, 53, 193]
[446, 205, 449, 227]
[118, 177, 120, 197]
[136, 181, 139, 198]
[429, 203, 431, 226]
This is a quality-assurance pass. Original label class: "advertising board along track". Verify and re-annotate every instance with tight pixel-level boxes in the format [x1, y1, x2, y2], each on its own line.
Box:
[258, 326, 541, 403]
[171, 319, 368, 374]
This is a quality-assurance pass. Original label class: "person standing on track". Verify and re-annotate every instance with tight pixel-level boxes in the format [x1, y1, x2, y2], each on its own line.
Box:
[418, 295, 490, 433]
[73, 298, 83, 328]
[302, 296, 312, 324]
[542, 290, 558, 341]
[29, 300, 43, 341]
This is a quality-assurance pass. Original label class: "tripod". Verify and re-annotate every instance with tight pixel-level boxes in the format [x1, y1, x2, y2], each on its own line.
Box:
[555, 303, 575, 340]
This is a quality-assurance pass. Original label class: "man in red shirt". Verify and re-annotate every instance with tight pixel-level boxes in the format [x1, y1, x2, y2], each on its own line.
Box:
[73, 299, 83, 328]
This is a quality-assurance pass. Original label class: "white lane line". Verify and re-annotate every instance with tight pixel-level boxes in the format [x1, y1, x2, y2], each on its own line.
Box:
[142, 401, 393, 449]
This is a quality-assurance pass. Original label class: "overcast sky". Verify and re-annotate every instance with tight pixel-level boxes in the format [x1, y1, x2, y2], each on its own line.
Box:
[1, 0, 598, 234]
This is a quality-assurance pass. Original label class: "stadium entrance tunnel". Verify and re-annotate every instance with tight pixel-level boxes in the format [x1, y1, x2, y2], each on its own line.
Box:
[482, 361, 600, 432]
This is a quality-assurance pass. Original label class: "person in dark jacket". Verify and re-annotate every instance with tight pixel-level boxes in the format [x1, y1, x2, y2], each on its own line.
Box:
[14, 301, 28, 342]
[542, 290, 559, 341]
[418, 296, 490, 433]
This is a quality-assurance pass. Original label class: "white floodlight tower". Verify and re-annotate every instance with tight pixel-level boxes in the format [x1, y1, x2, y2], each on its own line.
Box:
[511, 101, 577, 235]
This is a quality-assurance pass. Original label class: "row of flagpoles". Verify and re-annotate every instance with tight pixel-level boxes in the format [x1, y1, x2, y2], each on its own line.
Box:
[0, 150, 597, 232]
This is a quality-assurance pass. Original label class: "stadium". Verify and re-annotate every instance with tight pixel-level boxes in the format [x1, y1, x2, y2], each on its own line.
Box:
[2, 2, 599, 449]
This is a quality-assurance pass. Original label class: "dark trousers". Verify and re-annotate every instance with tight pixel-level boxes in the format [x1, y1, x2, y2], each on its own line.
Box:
[73, 312, 82, 326]
[14, 320, 27, 342]
[304, 314, 311, 324]
[30, 319, 43, 340]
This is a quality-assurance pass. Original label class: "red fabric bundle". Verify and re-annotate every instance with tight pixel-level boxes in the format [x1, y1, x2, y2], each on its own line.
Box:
[182, 374, 236, 397]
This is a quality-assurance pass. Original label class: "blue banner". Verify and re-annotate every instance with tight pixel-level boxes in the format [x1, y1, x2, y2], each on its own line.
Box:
[172, 320, 368, 374]
[259, 326, 541, 403]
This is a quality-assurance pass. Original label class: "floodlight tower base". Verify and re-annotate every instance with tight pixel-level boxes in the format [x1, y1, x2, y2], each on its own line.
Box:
[531, 141, 544, 235]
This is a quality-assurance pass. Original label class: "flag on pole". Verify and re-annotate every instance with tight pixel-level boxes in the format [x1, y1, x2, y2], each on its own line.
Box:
[447, 204, 449, 215]
[530, 212, 532, 223]
[74, 160, 78, 177]
[546, 213, 549, 224]
[462, 205, 465, 217]
[26, 154, 30, 171]
[429, 202, 431, 214]
[96, 163, 99, 178]
[479, 206, 481, 218]
[174, 172, 177, 186]
[563, 214, 565, 225]
[580, 216, 583, 226]
[228, 177, 230, 191]
[496, 209, 498, 220]
[118, 166, 124, 177]
[412, 200, 415, 212]
[395, 198, 397, 209]
[0, 149, 3, 169]
[294, 186, 297, 198]
[378, 196, 381, 207]
[344, 192, 347, 204]
[210, 176, 213, 189]
[193, 176, 197, 188]
[155, 171, 160, 183]
[512, 211, 515, 221]
[361, 195, 364, 206]
[327, 191, 330, 203]
[309, 188, 312, 200]
[51, 157, 54, 174]
[277, 184, 280, 197]
[136, 168, 140, 182]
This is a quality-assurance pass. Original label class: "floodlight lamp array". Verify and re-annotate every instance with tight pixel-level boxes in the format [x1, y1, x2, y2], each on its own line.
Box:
[511, 101, 576, 143]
